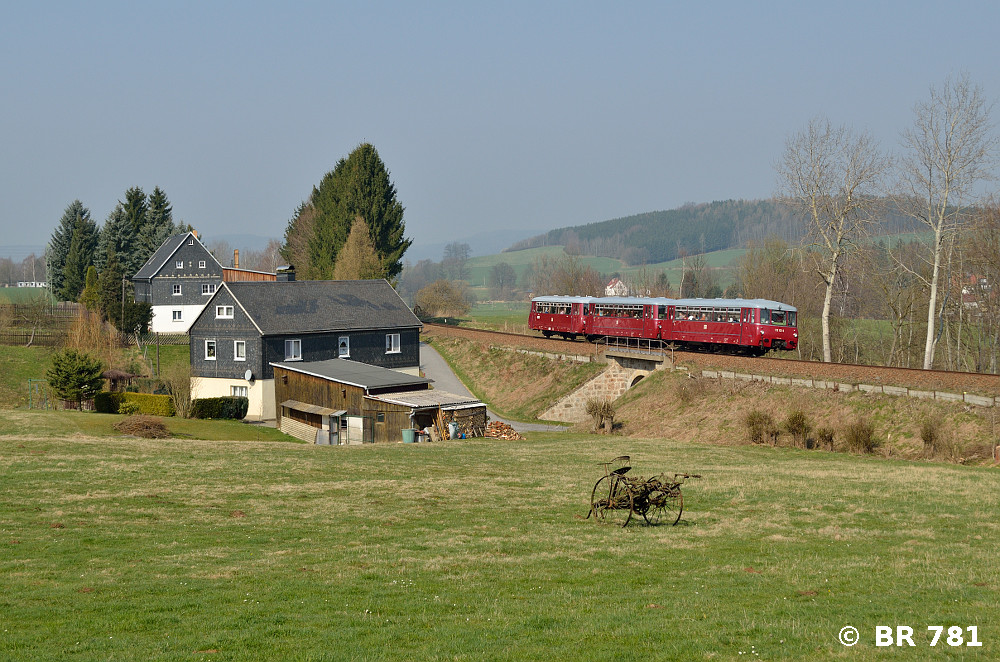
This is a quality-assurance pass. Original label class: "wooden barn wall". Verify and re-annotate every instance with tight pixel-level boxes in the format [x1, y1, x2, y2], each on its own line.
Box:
[362, 398, 416, 443]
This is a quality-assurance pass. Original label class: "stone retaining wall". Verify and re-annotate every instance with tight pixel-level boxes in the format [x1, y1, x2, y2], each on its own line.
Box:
[701, 370, 999, 407]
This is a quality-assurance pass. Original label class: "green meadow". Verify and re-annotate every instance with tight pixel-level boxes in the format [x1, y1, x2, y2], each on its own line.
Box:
[2, 431, 997, 660]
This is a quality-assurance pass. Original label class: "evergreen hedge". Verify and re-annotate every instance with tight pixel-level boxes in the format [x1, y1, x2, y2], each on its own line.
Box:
[95, 392, 176, 417]
[190, 396, 249, 420]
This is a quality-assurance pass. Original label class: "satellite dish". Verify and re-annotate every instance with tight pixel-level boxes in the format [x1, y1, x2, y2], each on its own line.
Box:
[244, 369, 253, 382]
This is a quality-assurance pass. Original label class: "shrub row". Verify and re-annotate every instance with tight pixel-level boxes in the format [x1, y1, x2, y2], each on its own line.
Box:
[190, 396, 249, 420]
[95, 391, 176, 417]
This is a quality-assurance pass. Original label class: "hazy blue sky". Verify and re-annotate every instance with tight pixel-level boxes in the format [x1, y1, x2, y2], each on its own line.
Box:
[3, 1, 1000, 258]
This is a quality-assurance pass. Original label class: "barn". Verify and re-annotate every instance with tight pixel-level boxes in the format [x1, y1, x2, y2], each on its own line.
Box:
[272, 358, 486, 444]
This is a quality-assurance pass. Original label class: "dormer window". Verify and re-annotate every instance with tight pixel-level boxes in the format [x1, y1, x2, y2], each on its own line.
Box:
[176, 260, 183, 269]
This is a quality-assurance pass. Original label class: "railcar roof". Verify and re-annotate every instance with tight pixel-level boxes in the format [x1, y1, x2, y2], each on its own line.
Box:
[531, 295, 594, 303]
[664, 297, 797, 311]
[532, 294, 796, 311]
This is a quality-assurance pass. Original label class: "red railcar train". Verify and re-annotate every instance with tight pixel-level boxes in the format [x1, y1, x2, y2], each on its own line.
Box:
[529, 295, 798, 355]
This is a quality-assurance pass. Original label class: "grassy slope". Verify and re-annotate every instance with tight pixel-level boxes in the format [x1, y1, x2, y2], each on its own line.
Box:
[425, 335, 602, 421]
[0, 345, 55, 408]
[613, 368, 999, 461]
[466, 246, 623, 288]
[2, 433, 997, 660]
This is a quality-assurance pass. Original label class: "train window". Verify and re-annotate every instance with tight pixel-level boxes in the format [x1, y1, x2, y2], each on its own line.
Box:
[761, 309, 771, 324]
[788, 311, 797, 326]
[771, 310, 788, 326]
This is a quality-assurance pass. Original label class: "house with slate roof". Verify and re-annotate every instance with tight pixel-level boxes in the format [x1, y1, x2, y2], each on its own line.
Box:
[133, 231, 278, 333]
[188, 278, 422, 420]
[132, 232, 224, 333]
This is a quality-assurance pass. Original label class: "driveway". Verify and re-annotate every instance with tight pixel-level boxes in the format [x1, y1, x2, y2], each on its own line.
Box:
[419, 342, 568, 433]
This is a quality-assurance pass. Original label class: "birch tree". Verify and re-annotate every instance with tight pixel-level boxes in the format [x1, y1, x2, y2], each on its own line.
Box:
[898, 74, 998, 369]
[777, 117, 890, 362]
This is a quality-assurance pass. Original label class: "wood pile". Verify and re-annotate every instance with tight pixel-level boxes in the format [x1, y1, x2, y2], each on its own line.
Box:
[484, 421, 524, 440]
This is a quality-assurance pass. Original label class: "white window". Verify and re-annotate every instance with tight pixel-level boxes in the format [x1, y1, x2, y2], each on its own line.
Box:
[176, 260, 183, 269]
[172, 284, 182, 295]
[187, 237, 194, 245]
[285, 338, 301, 360]
[205, 340, 216, 360]
[386, 333, 400, 354]
[172, 310, 182, 322]
[231, 385, 248, 398]
[234, 340, 246, 361]
[199, 260, 206, 269]
[215, 305, 234, 319]
[202, 283, 216, 296]
[338, 336, 349, 358]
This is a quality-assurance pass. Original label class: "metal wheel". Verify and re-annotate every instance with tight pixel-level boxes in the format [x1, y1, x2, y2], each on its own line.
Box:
[590, 475, 633, 527]
[644, 487, 683, 525]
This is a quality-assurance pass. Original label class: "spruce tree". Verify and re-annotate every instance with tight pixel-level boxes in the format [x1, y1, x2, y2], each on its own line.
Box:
[140, 186, 175, 260]
[46, 349, 104, 406]
[79, 266, 100, 310]
[95, 203, 136, 273]
[286, 143, 410, 279]
[60, 225, 96, 302]
[46, 200, 97, 300]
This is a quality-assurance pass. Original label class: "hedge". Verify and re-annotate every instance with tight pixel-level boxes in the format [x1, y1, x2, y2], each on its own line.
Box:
[95, 392, 176, 417]
[190, 396, 249, 420]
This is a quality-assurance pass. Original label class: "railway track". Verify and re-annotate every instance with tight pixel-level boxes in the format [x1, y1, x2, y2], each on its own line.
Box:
[422, 323, 1000, 397]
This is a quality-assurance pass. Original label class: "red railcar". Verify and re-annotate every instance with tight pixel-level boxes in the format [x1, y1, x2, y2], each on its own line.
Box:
[529, 295, 797, 355]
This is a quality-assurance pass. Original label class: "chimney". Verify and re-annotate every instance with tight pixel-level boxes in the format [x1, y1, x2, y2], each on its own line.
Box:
[192, 229, 198, 239]
[276, 265, 295, 282]
[234, 249, 239, 269]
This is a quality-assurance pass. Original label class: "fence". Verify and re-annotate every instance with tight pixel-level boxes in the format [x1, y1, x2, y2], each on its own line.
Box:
[0, 330, 65, 347]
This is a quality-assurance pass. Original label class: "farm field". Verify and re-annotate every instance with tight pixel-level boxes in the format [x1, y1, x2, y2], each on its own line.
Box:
[0, 288, 56, 305]
[2, 432, 998, 661]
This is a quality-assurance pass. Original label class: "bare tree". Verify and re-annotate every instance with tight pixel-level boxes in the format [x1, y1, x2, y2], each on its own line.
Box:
[898, 74, 998, 369]
[777, 117, 890, 362]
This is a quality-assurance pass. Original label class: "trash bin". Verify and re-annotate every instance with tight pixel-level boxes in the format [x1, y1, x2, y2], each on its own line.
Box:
[401, 428, 416, 443]
[448, 422, 458, 439]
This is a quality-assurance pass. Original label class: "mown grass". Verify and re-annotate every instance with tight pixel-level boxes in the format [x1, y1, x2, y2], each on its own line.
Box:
[2, 433, 998, 660]
[0, 410, 298, 443]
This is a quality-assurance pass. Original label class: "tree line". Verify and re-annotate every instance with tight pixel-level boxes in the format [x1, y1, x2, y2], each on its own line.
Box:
[45, 187, 185, 332]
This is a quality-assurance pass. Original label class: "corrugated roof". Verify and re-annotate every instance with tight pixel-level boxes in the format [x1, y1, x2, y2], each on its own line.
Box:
[368, 390, 484, 409]
[271, 358, 431, 390]
[228, 279, 421, 334]
[280, 399, 346, 417]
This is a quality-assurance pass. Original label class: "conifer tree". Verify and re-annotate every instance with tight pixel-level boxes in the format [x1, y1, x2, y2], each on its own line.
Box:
[331, 218, 387, 280]
[79, 266, 100, 311]
[284, 143, 410, 279]
[60, 224, 98, 302]
[140, 186, 176, 258]
[46, 200, 97, 300]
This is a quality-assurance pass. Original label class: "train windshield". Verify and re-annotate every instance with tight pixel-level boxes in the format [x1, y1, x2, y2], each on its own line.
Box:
[766, 310, 797, 326]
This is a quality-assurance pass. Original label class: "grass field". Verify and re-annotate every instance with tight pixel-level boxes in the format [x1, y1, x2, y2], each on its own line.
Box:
[466, 247, 623, 289]
[2, 432, 997, 660]
[0, 410, 298, 442]
[0, 288, 56, 305]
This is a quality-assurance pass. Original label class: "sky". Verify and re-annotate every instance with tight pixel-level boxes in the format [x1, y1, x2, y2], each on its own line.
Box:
[3, 1, 1000, 260]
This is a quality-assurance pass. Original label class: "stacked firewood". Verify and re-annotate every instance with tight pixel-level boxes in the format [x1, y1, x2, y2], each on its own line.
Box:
[484, 421, 524, 440]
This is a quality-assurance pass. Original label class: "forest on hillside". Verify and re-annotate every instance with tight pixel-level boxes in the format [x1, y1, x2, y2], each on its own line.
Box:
[505, 199, 915, 265]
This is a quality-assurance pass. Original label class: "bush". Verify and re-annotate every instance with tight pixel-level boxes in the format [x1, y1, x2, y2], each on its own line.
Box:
[844, 417, 880, 454]
[584, 398, 616, 433]
[920, 417, 955, 459]
[744, 410, 778, 445]
[46, 349, 104, 406]
[117, 400, 141, 416]
[190, 396, 249, 420]
[113, 415, 170, 438]
[675, 376, 706, 406]
[94, 392, 176, 416]
[783, 410, 812, 448]
[816, 426, 835, 451]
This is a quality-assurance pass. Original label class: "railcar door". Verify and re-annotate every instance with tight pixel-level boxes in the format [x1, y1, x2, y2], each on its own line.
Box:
[738, 308, 757, 348]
